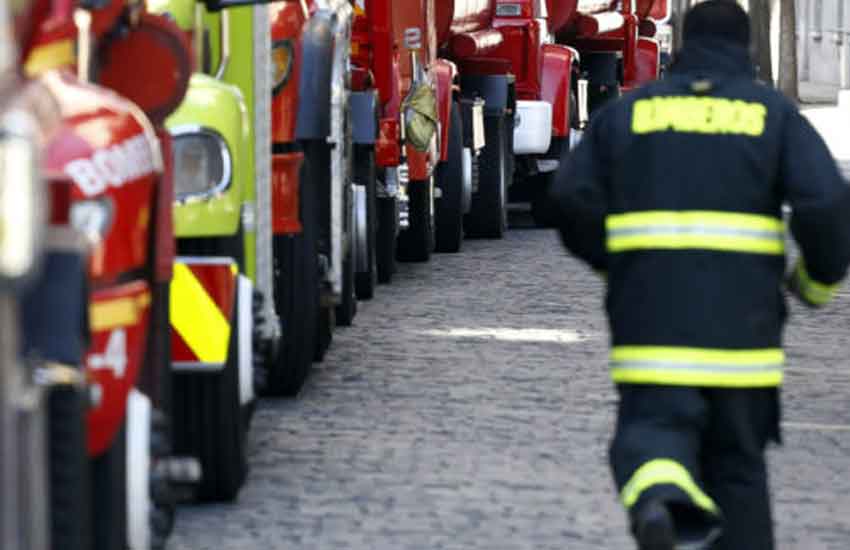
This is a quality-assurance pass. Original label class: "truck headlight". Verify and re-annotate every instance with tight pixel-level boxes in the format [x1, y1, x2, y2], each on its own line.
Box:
[170, 126, 231, 201]
[272, 39, 294, 96]
[0, 113, 44, 282]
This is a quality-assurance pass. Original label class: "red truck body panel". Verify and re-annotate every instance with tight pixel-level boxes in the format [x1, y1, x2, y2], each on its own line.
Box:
[354, 0, 403, 167]
[41, 71, 160, 284]
[546, 0, 618, 33]
[271, 0, 307, 235]
[29, 2, 190, 456]
[430, 58, 457, 162]
[488, 18, 543, 99]
[440, 0, 661, 137]
[356, 0, 455, 178]
[85, 281, 152, 456]
[40, 69, 162, 456]
[540, 43, 575, 136]
[392, 0, 438, 92]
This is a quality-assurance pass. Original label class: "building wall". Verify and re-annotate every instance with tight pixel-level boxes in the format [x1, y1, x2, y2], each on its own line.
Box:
[797, 0, 850, 87]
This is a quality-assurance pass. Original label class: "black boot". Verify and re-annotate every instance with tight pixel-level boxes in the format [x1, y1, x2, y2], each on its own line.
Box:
[633, 500, 675, 550]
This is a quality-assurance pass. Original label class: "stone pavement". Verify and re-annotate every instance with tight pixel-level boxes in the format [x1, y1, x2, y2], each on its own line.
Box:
[168, 222, 850, 550]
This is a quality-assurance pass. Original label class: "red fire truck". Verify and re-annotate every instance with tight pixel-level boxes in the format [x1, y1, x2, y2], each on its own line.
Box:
[436, 0, 669, 225]
[22, 0, 194, 546]
[351, 0, 486, 273]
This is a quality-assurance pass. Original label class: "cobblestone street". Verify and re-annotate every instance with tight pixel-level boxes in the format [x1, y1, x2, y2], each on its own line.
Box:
[168, 214, 850, 550]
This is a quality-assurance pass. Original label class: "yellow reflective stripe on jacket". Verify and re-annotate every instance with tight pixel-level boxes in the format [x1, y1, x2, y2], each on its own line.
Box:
[795, 260, 838, 306]
[611, 346, 785, 387]
[170, 263, 231, 363]
[606, 211, 785, 255]
[621, 459, 719, 514]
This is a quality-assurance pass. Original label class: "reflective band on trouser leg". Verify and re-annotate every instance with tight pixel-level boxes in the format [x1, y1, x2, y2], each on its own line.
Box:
[606, 211, 785, 255]
[170, 263, 231, 363]
[621, 459, 719, 515]
[610, 347, 785, 387]
[795, 260, 839, 306]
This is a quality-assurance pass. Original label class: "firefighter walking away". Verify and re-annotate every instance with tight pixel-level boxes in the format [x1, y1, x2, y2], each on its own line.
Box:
[550, 1, 850, 549]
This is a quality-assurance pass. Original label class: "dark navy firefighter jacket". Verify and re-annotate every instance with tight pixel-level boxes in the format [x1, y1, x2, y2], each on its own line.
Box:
[550, 39, 850, 388]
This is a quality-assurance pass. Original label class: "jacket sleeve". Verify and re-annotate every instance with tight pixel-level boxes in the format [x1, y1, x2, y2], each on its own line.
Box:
[548, 115, 609, 272]
[779, 105, 850, 307]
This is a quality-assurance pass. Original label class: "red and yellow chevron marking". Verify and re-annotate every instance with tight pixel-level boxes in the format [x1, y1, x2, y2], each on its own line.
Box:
[170, 261, 238, 365]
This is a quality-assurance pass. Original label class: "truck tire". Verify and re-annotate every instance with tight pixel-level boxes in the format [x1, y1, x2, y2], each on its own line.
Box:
[301, 139, 334, 361]
[335, 240, 357, 327]
[142, 283, 175, 549]
[376, 195, 398, 283]
[172, 289, 247, 501]
[464, 150, 478, 214]
[336, 102, 357, 326]
[91, 424, 128, 550]
[465, 113, 507, 238]
[149, 409, 174, 550]
[435, 100, 465, 253]
[335, 178, 358, 327]
[131, 280, 175, 549]
[530, 175, 559, 228]
[396, 179, 434, 262]
[354, 145, 378, 299]
[504, 108, 516, 191]
[48, 383, 91, 550]
[314, 304, 334, 362]
[265, 159, 320, 396]
[530, 136, 571, 228]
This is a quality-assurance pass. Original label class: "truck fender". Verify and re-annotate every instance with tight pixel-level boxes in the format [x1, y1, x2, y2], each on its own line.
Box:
[430, 59, 457, 163]
[295, 11, 335, 140]
[350, 90, 378, 145]
[459, 73, 513, 117]
[540, 44, 575, 138]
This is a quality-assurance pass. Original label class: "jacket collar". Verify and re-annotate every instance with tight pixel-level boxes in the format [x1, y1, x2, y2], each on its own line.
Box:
[670, 38, 756, 79]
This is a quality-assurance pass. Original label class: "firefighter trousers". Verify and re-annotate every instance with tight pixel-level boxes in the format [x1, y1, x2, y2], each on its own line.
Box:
[609, 384, 781, 549]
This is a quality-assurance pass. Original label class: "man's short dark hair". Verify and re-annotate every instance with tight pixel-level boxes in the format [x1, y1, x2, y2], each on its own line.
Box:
[683, 0, 751, 47]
